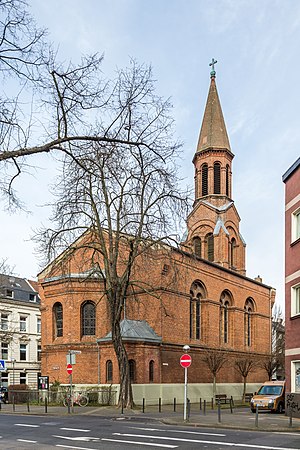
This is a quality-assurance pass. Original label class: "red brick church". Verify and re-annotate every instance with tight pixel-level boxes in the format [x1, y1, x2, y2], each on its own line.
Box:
[38, 65, 276, 392]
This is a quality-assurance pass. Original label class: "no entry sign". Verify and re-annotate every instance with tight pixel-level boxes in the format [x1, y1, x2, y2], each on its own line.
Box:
[67, 363, 73, 375]
[180, 354, 192, 368]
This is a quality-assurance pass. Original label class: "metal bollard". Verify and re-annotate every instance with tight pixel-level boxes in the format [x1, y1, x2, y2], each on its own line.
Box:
[173, 397, 176, 412]
[229, 397, 233, 413]
[255, 404, 259, 428]
[27, 400, 30, 412]
[289, 411, 293, 428]
[121, 398, 124, 415]
[187, 398, 190, 421]
[200, 397, 202, 410]
[45, 396, 48, 413]
[217, 399, 221, 423]
[12, 394, 15, 412]
[203, 399, 206, 415]
[159, 397, 161, 413]
[231, 395, 234, 407]
[142, 398, 145, 413]
[211, 397, 214, 409]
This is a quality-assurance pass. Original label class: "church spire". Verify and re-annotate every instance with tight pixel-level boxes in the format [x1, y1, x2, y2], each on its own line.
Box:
[196, 59, 231, 154]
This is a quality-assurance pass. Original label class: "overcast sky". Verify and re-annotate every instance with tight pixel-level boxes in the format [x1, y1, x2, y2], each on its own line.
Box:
[1, 0, 299, 312]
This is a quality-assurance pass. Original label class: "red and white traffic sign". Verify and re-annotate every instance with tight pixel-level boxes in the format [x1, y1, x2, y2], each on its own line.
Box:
[67, 363, 73, 375]
[180, 354, 192, 368]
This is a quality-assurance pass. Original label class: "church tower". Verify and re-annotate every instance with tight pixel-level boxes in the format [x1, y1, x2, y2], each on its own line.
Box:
[183, 60, 246, 275]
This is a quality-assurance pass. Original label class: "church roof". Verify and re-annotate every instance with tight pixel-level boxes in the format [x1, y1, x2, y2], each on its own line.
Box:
[196, 73, 231, 153]
[97, 318, 162, 344]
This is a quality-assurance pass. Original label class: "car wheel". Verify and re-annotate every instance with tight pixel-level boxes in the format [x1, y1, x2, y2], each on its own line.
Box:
[276, 402, 284, 414]
[251, 408, 256, 413]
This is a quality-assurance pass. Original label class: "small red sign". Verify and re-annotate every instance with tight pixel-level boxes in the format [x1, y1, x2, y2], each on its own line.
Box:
[180, 354, 192, 368]
[67, 363, 73, 375]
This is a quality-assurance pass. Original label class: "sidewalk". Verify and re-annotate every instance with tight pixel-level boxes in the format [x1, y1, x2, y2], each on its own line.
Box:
[0, 403, 300, 432]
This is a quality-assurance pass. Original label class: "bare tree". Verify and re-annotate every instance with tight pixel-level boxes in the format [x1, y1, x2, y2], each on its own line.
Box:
[36, 62, 189, 408]
[235, 356, 256, 402]
[260, 305, 285, 380]
[202, 350, 227, 397]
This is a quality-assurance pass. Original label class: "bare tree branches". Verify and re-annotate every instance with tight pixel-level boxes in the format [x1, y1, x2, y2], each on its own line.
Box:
[202, 350, 227, 397]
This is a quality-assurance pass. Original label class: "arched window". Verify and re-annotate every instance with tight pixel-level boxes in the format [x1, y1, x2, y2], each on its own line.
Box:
[201, 163, 208, 196]
[53, 302, 63, 338]
[229, 237, 237, 268]
[244, 298, 254, 347]
[81, 301, 96, 336]
[214, 162, 221, 194]
[129, 359, 136, 382]
[206, 233, 214, 262]
[193, 237, 201, 257]
[190, 281, 206, 340]
[106, 360, 113, 383]
[149, 360, 154, 383]
[226, 164, 230, 197]
[220, 291, 232, 344]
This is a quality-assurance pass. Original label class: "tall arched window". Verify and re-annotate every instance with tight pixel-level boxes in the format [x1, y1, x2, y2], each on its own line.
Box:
[220, 291, 232, 344]
[244, 298, 254, 347]
[229, 237, 237, 268]
[190, 281, 206, 340]
[149, 360, 154, 383]
[81, 301, 96, 336]
[206, 233, 214, 262]
[226, 164, 230, 197]
[129, 359, 136, 382]
[193, 237, 201, 257]
[106, 360, 113, 383]
[53, 302, 63, 338]
[214, 162, 221, 194]
[201, 163, 208, 196]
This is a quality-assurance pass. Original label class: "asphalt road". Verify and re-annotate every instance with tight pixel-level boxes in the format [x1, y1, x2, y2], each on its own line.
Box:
[0, 414, 300, 449]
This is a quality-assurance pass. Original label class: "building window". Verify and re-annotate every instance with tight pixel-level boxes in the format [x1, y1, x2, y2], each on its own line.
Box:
[244, 298, 254, 347]
[37, 344, 41, 362]
[149, 360, 154, 383]
[205, 233, 214, 261]
[37, 317, 41, 334]
[190, 281, 206, 340]
[0, 313, 8, 331]
[291, 284, 300, 316]
[106, 360, 113, 383]
[292, 209, 300, 242]
[53, 302, 63, 337]
[29, 293, 36, 302]
[226, 164, 230, 197]
[193, 237, 201, 257]
[220, 291, 231, 344]
[1, 342, 8, 360]
[214, 162, 221, 194]
[1, 372, 8, 388]
[81, 301, 96, 336]
[20, 316, 27, 332]
[20, 372, 26, 384]
[229, 237, 236, 268]
[20, 343, 27, 361]
[5, 289, 13, 298]
[129, 359, 136, 382]
[201, 163, 208, 196]
[292, 361, 300, 392]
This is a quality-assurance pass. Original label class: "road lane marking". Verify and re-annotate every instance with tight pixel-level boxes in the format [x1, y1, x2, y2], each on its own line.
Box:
[15, 423, 40, 427]
[17, 439, 37, 443]
[130, 426, 226, 436]
[113, 433, 300, 450]
[56, 446, 95, 450]
[60, 428, 90, 432]
[54, 435, 100, 442]
[102, 438, 177, 448]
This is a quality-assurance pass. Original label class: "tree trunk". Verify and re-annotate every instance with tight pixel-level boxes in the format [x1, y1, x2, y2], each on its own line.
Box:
[112, 318, 134, 408]
[242, 376, 247, 402]
[213, 375, 216, 397]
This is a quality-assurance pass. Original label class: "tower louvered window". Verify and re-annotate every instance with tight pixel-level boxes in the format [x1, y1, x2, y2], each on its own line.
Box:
[53, 302, 63, 337]
[229, 237, 236, 269]
[214, 162, 221, 194]
[193, 237, 201, 257]
[226, 164, 230, 197]
[206, 233, 214, 261]
[202, 164, 208, 196]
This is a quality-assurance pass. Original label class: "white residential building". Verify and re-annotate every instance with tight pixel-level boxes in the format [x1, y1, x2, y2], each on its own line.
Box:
[0, 274, 41, 388]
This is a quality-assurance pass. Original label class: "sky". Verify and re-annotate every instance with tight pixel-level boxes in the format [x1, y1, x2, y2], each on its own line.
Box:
[1, 0, 300, 313]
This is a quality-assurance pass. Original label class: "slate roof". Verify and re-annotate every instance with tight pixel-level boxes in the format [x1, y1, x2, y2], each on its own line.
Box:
[97, 319, 162, 344]
[0, 274, 40, 304]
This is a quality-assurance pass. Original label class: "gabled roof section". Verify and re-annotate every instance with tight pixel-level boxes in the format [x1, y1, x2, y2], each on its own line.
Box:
[196, 75, 231, 153]
[97, 319, 162, 344]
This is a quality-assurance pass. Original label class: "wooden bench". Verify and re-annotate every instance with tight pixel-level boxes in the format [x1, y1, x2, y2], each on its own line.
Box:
[245, 393, 253, 402]
[215, 394, 227, 404]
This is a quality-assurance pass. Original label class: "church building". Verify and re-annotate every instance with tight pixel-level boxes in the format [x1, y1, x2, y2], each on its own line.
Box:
[38, 63, 276, 398]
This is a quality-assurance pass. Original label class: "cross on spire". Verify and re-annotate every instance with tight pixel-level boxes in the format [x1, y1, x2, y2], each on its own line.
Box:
[209, 58, 217, 78]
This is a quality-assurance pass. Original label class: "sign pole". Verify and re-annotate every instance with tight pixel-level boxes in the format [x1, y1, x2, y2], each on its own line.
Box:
[183, 366, 188, 421]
